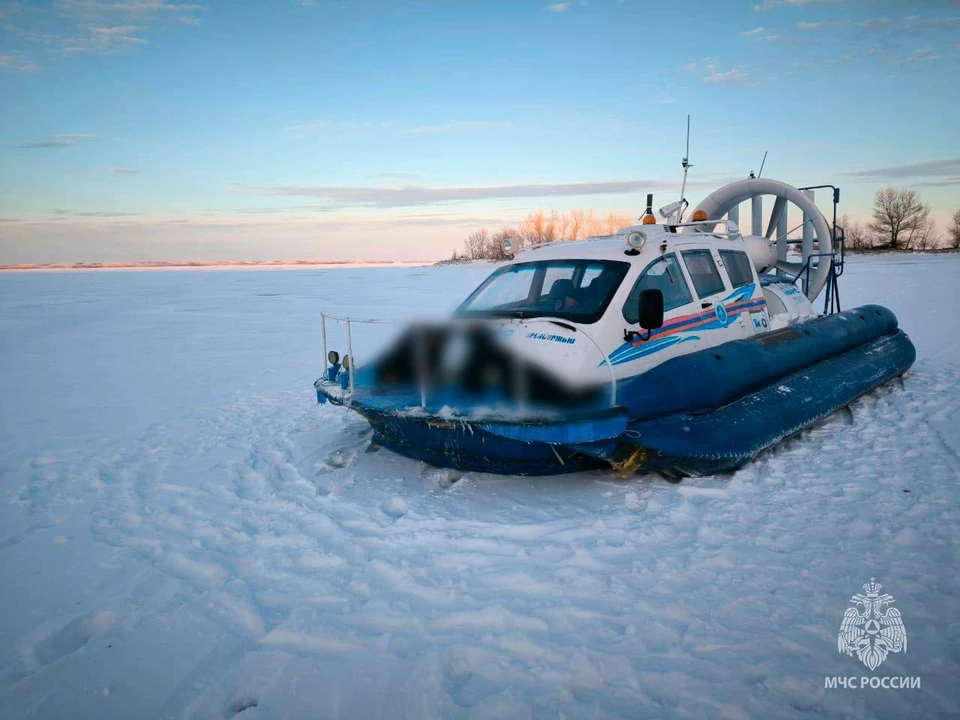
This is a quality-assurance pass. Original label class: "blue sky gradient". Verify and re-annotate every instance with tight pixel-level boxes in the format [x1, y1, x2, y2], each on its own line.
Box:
[1, 0, 958, 262]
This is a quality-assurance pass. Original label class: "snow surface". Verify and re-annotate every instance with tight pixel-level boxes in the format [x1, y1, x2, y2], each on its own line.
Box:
[0, 255, 958, 719]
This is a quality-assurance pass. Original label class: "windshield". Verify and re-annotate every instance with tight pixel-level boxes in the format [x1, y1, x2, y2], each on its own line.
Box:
[456, 259, 630, 324]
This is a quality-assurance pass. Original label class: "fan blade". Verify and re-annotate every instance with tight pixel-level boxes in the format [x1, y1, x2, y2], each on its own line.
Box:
[765, 196, 787, 239]
[728, 202, 739, 227]
[776, 260, 805, 278]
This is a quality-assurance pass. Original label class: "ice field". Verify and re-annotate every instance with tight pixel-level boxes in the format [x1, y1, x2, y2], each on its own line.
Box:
[0, 254, 958, 719]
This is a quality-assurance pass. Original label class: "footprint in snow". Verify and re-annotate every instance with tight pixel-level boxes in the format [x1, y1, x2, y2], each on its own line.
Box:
[315, 449, 357, 474]
[422, 466, 464, 490]
[229, 697, 259, 715]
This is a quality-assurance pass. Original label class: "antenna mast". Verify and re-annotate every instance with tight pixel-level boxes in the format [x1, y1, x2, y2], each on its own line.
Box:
[678, 115, 692, 220]
[757, 150, 768, 178]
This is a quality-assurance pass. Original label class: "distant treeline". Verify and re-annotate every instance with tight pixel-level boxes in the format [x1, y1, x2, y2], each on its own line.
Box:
[454, 209, 634, 261]
[446, 188, 960, 263]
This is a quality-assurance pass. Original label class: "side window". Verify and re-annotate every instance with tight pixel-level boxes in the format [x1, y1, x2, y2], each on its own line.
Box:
[681, 250, 726, 298]
[719, 250, 755, 289]
[623, 254, 693, 324]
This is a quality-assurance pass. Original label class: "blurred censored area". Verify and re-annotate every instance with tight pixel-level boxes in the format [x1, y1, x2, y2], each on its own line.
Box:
[371, 322, 605, 409]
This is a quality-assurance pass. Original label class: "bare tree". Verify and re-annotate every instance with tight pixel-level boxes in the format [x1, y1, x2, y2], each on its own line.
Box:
[949, 208, 960, 250]
[838, 214, 871, 251]
[519, 210, 561, 245]
[905, 214, 937, 251]
[461, 207, 634, 260]
[582, 210, 606, 237]
[602, 213, 632, 235]
[867, 188, 931, 250]
[567, 209, 585, 241]
[463, 228, 489, 260]
[552, 210, 570, 242]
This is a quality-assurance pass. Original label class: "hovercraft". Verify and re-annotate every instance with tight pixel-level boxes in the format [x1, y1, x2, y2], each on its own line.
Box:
[314, 178, 915, 477]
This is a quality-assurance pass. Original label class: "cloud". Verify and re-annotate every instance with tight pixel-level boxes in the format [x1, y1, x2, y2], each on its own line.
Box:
[55, 1, 203, 21]
[365, 171, 424, 180]
[74, 211, 141, 217]
[405, 121, 509, 135]
[843, 157, 960, 184]
[0, 52, 40, 72]
[284, 120, 330, 136]
[18, 133, 97, 149]
[755, 0, 841, 10]
[238, 178, 701, 209]
[741, 26, 766, 36]
[796, 21, 826, 30]
[900, 46, 939, 64]
[701, 66, 757, 86]
[285, 120, 509, 138]
[61, 23, 150, 51]
[4, 1, 203, 56]
[107, 167, 140, 174]
[859, 19, 889, 30]
[544, 2, 571, 12]
[283, 120, 394, 138]
[911, 177, 960, 188]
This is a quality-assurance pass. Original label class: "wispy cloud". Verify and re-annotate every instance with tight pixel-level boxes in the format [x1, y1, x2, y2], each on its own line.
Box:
[844, 157, 960, 186]
[741, 26, 766, 36]
[283, 120, 393, 138]
[365, 171, 424, 180]
[239, 179, 695, 209]
[284, 120, 330, 136]
[797, 21, 826, 30]
[3, 1, 203, 59]
[107, 167, 140, 174]
[405, 121, 509, 135]
[859, 19, 889, 31]
[0, 52, 40, 72]
[55, 1, 204, 22]
[544, 2, 571, 12]
[899, 46, 940, 64]
[63, 24, 149, 52]
[18, 133, 97, 149]
[910, 177, 960, 188]
[74, 211, 141, 217]
[283, 120, 508, 138]
[755, 0, 841, 10]
[701, 64, 759, 86]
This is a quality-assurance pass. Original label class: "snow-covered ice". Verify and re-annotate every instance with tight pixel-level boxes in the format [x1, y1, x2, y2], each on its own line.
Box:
[0, 255, 958, 719]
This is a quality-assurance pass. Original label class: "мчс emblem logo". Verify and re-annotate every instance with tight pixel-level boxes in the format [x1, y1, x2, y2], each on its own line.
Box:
[837, 579, 907, 671]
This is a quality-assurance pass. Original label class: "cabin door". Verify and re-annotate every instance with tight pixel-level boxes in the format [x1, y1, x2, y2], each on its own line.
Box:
[677, 247, 750, 348]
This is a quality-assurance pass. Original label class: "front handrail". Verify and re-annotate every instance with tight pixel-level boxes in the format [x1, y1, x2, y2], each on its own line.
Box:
[318, 313, 618, 408]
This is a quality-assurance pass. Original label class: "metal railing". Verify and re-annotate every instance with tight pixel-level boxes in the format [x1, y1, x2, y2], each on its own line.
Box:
[319, 313, 619, 409]
[786, 250, 843, 315]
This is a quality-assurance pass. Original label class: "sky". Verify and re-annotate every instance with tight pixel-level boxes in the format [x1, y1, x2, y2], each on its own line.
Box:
[1, 0, 958, 263]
